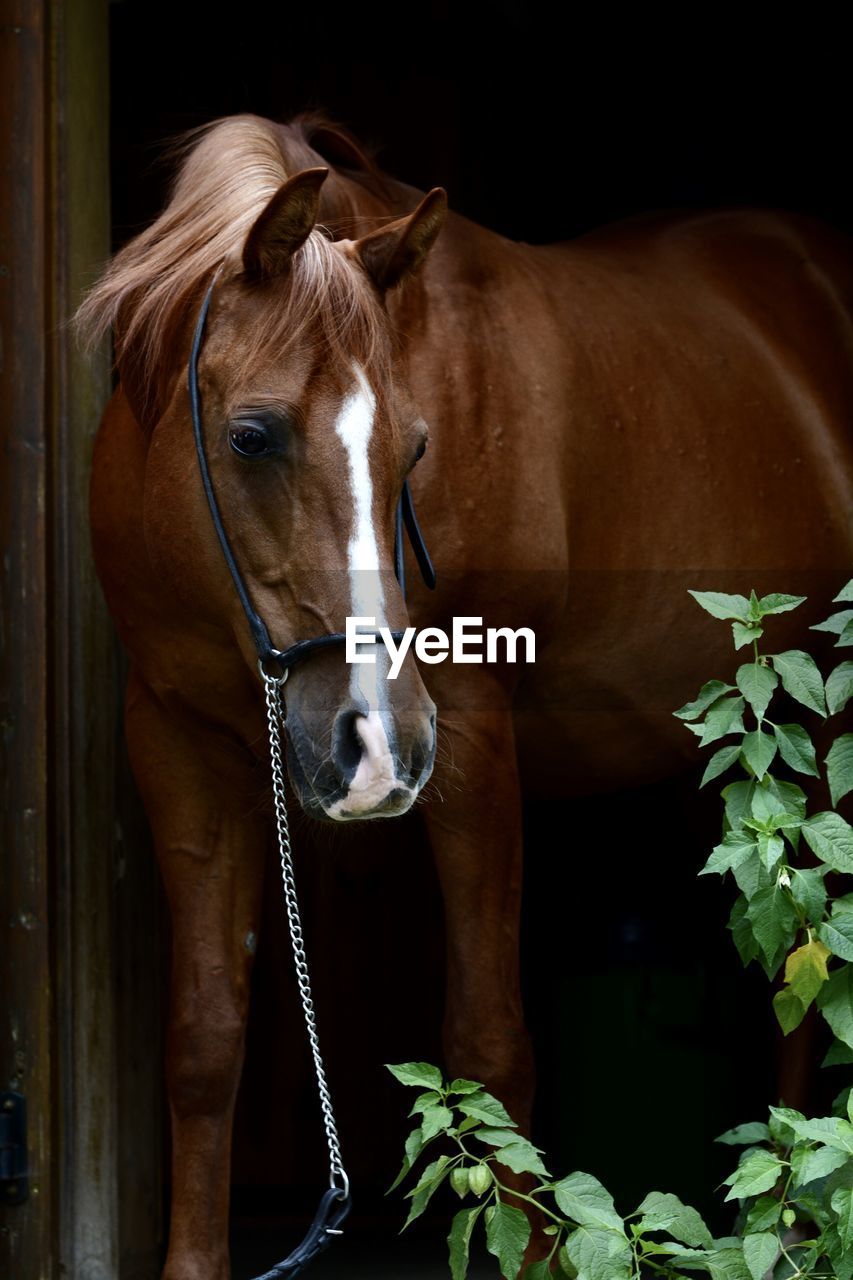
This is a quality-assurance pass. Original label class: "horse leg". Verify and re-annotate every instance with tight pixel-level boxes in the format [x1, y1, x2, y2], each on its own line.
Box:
[422, 694, 535, 1131]
[125, 678, 267, 1280]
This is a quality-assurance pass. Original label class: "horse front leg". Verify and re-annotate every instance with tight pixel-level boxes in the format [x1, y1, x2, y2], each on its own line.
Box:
[422, 691, 535, 1132]
[125, 678, 268, 1280]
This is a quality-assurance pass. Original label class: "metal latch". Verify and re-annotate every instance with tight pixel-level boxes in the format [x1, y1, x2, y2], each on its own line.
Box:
[1, 1091, 28, 1204]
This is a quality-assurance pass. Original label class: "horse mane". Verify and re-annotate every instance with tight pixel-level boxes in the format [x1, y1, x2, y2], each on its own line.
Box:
[74, 112, 399, 406]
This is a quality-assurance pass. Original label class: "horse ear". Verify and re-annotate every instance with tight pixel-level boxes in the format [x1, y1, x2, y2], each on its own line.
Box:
[355, 187, 448, 292]
[242, 167, 329, 278]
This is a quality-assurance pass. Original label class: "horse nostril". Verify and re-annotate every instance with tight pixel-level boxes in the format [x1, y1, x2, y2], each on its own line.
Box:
[331, 709, 363, 782]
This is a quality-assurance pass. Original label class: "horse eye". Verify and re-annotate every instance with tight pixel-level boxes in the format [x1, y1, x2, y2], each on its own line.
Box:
[414, 440, 427, 464]
[229, 424, 270, 457]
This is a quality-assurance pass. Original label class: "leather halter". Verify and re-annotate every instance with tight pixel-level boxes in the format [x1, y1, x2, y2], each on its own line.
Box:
[188, 272, 435, 674]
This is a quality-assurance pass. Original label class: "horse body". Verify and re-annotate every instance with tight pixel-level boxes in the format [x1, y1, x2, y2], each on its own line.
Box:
[390, 198, 853, 793]
[84, 116, 853, 1278]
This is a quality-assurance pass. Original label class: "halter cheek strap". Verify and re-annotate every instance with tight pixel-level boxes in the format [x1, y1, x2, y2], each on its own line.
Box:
[188, 274, 435, 673]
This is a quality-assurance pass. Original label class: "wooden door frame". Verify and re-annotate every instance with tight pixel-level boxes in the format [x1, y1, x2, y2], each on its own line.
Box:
[1, 3, 162, 1275]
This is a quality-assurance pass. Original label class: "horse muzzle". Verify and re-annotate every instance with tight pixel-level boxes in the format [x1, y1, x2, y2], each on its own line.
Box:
[284, 704, 436, 822]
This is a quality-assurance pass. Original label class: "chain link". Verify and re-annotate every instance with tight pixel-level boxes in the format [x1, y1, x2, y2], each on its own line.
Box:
[262, 672, 349, 1198]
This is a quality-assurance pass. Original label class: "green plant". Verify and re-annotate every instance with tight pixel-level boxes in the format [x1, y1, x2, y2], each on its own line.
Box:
[386, 1061, 853, 1278]
[674, 583, 853, 1049]
[386, 581, 853, 1278]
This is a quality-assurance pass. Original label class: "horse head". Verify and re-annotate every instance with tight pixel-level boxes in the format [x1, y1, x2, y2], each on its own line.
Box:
[205, 169, 447, 820]
[82, 124, 447, 822]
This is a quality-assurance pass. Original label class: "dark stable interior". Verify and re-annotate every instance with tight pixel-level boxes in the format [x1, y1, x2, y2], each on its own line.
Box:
[108, 5, 851, 1273]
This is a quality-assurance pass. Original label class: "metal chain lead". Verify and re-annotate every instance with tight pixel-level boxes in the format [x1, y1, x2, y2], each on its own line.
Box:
[262, 670, 349, 1198]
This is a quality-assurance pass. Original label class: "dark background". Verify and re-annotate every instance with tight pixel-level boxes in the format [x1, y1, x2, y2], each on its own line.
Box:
[107, 3, 850, 1272]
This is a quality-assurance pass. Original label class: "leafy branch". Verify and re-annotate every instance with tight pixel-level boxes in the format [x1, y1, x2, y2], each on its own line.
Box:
[386, 1062, 853, 1279]
[385, 579, 853, 1278]
[675, 583, 853, 1050]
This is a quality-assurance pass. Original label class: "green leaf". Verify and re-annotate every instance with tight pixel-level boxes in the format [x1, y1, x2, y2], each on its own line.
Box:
[773, 723, 820, 777]
[758, 593, 807, 616]
[757, 832, 784, 872]
[409, 1090, 442, 1116]
[553, 1171, 624, 1230]
[421, 1106, 455, 1141]
[715, 1121, 771, 1146]
[786, 938, 831, 1007]
[750, 783, 786, 824]
[708, 1248, 753, 1280]
[448, 1205, 482, 1280]
[744, 1196, 781, 1234]
[827, 1224, 853, 1280]
[765, 775, 807, 819]
[723, 779, 757, 832]
[802, 811, 853, 872]
[403, 1155, 453, 1228]
[448, 1078, 483, 1095]
[746, 884, 798, 970]
[818, 915, 853, 963]
[818, 964, 853, 1049]
[474, 1128, 544, 1152]
[742, 1231, 779, 1280]
[773, 986, 807, 1034]
[723, 1149, 785, 1200]
[729, 895, 759, 966]
[733, 621, 762, 650]
[634, 1191, 713, 1247]
[790, 867, 827, 925]
[490, 1143, 550, 1177]
[835, 580, 853, 603]
[521, 1264, 552, 1280]
[769, 810, 803, 833]
[732, 850, 769, 902]
[700, 833, 758, 877]
[839, 617, 853, 647]
[842, 1085, 853, 1122]
[699, 696, 747, 747]
[740, 730, 777, 781]
[386, 1062, 445, 1091]
[827, 661, 853, 715]
[736, 662, 778, 720]
[701, 744, 743, 788]
[832, 1186, 853, 1252]
[562, 1226, 631, 1280]
[791, 1143, 850, 1187]
[827, 733, 853, 807]
[770, 650, 827, 716]
[674, 679, 737, 721]
[388, 1124, 427, 1193]
[811, 608, 853, 634]
[688, 591, 751, 621]
[824, 1038, 853, 1066]
[484, 1202, 531, 1280]
[771, 1110, 853, 1154]
[768, 1105, 805, 1145]
[457, 1091, 516, 1129]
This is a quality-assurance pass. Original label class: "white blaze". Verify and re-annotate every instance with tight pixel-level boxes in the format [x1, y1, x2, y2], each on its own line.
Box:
[329, 363, 407, 819]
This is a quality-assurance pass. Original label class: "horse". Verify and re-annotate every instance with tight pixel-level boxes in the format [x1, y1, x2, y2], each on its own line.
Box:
[76, 111, 853, 1279]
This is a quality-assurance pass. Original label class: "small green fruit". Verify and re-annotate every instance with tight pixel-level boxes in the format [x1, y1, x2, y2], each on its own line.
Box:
[468, 1165, 493, 1197]
[782, 1208, 796, 1228]
[450, 1167, 470, 1198]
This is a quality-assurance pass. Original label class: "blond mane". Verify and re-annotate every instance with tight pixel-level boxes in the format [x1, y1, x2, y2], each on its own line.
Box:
[74, 113, 397, 400]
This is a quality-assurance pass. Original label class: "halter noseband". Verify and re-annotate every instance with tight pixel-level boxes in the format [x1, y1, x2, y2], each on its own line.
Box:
[188, 272, 435, 676]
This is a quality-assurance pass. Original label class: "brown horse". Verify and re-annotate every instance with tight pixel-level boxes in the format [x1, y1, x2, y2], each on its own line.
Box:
[77, 112, 853, 1278]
